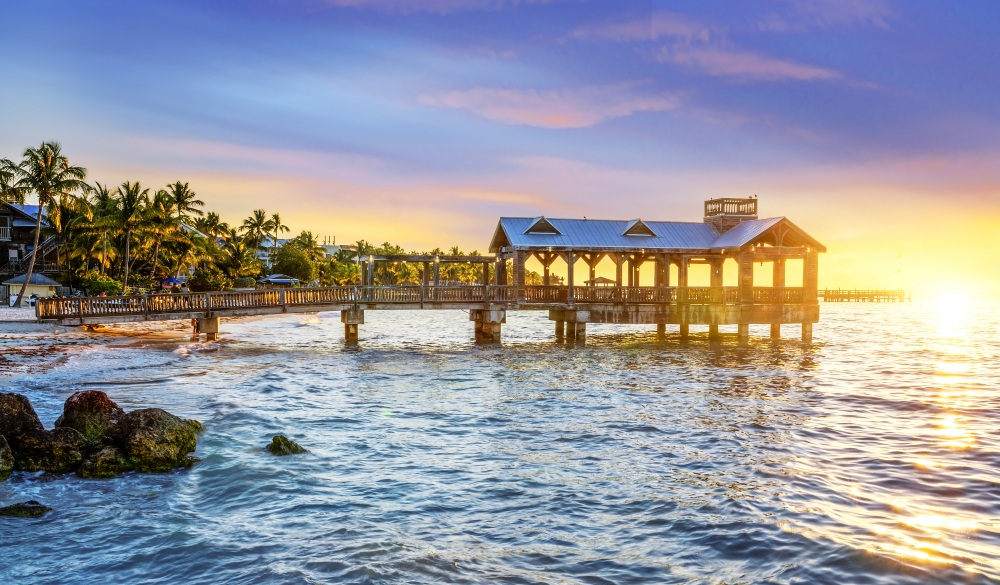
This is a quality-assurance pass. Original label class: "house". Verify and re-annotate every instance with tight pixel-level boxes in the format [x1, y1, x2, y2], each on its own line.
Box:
[4, 273, 63, 302]
[0, 203, 58, 278]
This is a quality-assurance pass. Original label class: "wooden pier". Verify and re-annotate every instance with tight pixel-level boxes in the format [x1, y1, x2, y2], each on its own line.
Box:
[35, 198, 828, 344]
[820, 289, 910, 302]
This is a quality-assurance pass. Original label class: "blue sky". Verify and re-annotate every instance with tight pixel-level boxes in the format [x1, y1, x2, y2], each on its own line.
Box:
[3, 0, 999, 291]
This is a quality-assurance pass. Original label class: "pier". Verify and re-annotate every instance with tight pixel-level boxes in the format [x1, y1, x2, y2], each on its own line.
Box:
[35, 198, 827, 343]
[820, 289, 910, 302]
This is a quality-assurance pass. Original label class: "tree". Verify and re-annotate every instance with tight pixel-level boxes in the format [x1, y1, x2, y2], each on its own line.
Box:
[272, 244, 316, 283]
[145, 190, 178, 279]
[165, 181, 203, 223]
[268, 212, 289, 269]
[240, 209, 272, 249]
[8, 142, 88, 307]
[114, 181, 150, 291]
[218, 228, 261, 279]
[0, 158, 19, 202]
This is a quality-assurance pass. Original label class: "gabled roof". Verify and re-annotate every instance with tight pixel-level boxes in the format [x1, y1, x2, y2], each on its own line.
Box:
[710, 217, 826, 252]
[3, 273, 62, 286]
[491, 217, 720, 252]
[622, 219, 657, 237]
[523, 216, 561, 235]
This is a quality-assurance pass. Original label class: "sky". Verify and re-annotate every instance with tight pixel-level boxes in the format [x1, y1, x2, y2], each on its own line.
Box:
[2, 0, 999, 295]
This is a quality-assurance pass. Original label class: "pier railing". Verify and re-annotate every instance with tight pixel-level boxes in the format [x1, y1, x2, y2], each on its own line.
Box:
[36, 284, 807, 321]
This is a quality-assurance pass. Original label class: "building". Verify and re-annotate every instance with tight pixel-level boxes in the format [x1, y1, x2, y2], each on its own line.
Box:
[0, 203, 59, 279]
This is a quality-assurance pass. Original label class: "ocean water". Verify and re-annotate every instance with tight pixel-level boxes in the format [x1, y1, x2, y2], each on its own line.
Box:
[1, 300, 998, 584]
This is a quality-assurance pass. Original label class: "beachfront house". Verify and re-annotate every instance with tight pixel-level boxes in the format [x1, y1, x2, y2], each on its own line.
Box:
[0, 203, 59, 280]
[4, 273, 63, 304]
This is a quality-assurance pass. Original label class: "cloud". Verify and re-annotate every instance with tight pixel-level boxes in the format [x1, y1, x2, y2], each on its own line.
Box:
[321, 0, 557, 15]
[418, 84, 683, 128]
[571, 12, 711, 43]
[572, 11, 849, 83]
[756, 0, 894, 32]
[658, 46, 842, 81]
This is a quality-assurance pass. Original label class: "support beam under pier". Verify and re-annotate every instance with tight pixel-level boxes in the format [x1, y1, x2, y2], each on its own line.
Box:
[197, 317, 220, 341]
[341, 308, 364, 343]
[471, 309, 505, 343]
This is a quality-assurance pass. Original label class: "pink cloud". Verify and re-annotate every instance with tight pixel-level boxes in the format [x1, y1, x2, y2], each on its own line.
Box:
[571, 12, 711, 43]
[660, 46, 842, 81]
[418, 85, 683, 128]
[757, 0, 894, 32]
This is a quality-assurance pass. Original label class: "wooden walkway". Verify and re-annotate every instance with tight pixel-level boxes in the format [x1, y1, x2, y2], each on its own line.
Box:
[820, 289, 910, 302]
[37, 284, 807, 324]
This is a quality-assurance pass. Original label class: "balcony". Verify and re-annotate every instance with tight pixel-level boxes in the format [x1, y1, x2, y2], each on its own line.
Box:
[0, 227, 10, 241]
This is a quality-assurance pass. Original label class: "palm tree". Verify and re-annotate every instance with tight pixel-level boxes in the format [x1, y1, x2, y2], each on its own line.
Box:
[240, 209, 271, 249]
[0, 158, 19, 202]
[219, 228, 261, 279]
[8, 142, 88, 307]
[114, 181, 150, 291]
[145, 190, 179, 279]
[268, 212, 289, 270]
[165, 181, 203, 223]
[88, 183, 117, 275]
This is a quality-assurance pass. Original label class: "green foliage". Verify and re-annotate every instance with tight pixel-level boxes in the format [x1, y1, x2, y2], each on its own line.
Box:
[188, 265, 231, 292]
[272, 244, 316, 283]
[233, 276, 256, 289]
[80, 271, 123, 296]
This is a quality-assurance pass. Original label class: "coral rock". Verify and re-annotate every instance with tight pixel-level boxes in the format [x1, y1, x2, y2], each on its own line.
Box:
[10, 427, 87, 473]
[0, 435, 13, 482]
[117, 408, 199, 472]
[267, 435, 307, 456]
[0, 393, 44, 439]
[54, 390, 126, 445]
[77, 445, 132, 478]
[0, 500, 52, 518]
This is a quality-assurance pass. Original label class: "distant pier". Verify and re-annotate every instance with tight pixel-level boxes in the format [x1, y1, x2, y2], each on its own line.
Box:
[820, 289, 910, 302]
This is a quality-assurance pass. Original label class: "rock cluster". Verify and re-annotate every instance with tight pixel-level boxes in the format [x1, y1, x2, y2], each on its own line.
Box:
[0, 391, 201, 480]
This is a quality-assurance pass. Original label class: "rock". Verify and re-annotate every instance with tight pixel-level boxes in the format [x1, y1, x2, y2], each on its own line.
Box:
[0, 435, 12, 481]
[0, 393, 44, 439]
[54, 390, 125, 445]
[78, 446, 132, 479]
[267, 434, 307, 456]
[0, 500, 52, 518]
[10, 427, 87, 473]
[117, 408, 199, 472]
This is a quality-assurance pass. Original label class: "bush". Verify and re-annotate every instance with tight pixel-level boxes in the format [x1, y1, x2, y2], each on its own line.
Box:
[80, 271, 123, 296]
[273, 245, 316, 283]
[232, 277, 256, 289]
[188, 265, 232, 292]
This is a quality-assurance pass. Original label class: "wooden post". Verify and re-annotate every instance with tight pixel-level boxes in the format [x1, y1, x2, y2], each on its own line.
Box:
[422, 262, 429, 286]
[542, 252, 551, 286]
[433, 259, 440, 286]
[615, 255, 623, 287]
[656, 323, 666, 340]
[555, 320, 565, 339]
[566, 251, 575, 303]
[678, 256, 689, 338]
[803, 250, 818, 342]
[514, 251, 526, 303]
[772, 257, 785, 338]
[626, 258, 634, 287]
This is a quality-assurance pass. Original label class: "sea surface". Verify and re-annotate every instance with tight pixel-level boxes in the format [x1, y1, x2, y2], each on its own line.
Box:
[1, 299, 998, 584]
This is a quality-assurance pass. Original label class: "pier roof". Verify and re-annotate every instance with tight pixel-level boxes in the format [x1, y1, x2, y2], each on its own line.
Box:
[490, 216, 826, 254]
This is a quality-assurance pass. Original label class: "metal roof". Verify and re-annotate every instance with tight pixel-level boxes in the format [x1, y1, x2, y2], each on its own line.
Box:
[2, 203, 48, 226]
[491, 216, 825, 253]
[3, 273, 63, 286]
[492, 217, 721, 252]
[709, 217, 784, 250]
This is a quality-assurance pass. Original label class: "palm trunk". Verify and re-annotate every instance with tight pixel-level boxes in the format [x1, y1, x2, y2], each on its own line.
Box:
[101, 231, 107, 275]
[123, 229, 131, 292]
[14, 199, 45, 308]
[149, 238, 161, 278]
